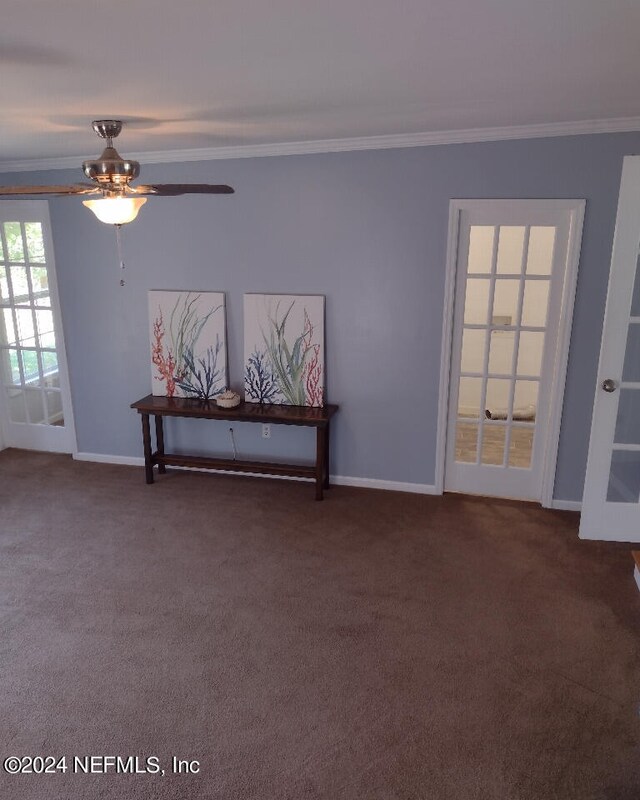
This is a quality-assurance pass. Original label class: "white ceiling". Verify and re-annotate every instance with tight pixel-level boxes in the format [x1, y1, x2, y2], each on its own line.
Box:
[1, 0, 639, 166]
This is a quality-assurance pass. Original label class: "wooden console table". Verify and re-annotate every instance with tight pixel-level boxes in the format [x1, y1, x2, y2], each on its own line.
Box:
[130, 394, 339, 500]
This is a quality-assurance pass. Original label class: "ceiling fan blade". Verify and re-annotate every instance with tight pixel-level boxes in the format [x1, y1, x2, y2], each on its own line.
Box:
[131, 183, 234, 196]
[0, 184, 100, 197]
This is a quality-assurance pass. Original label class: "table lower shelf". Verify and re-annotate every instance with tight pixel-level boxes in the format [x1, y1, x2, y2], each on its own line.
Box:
[154, 451, 317, 480]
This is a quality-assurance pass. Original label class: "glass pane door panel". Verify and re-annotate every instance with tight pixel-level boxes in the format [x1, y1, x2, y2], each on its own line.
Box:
[508, 427, 534, 468]
[492, 279, 520, 325]
[622, 324, 640, 381]
[0, 217, 66, 432]
[526, 227, 555, 275]
[481, 425, 507, 464]
[464, 278, 491, 323]
[521, 279, 550, 327]
[461, 328, 485, 373]
[485, 378, 511, 417]
[488, 330, 515, 375]
[613, 389, 640, 445]
[458, 376, 483, 417]
[517, 332, 544, 376]
[496, 227, 525, 274]
[513, 380, 538, 420]
[607, 451, 640, 503]
[467, 226, 495, 273]
[455, 421, 479, 463]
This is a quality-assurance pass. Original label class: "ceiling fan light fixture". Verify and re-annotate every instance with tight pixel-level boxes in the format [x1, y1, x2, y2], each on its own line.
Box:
[82, 196, 147, 225]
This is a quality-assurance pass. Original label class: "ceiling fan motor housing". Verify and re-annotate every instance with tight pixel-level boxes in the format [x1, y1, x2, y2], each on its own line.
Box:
[82, 146, 140, 188]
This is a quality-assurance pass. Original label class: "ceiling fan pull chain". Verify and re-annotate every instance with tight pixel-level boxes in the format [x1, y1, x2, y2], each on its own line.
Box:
[115, 223, 125, 286]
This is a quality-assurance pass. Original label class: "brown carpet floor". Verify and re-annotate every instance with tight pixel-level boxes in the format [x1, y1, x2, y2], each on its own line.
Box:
[0, 448, 638, 800]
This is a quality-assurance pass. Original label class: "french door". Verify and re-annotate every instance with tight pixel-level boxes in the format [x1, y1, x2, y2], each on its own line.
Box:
[581, 156, 640, 541]
[0, 200, 76, 453]
[443, 200, 584, 502]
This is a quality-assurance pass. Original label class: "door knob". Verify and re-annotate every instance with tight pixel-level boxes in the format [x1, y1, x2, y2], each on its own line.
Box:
[602, 378, 617, 393]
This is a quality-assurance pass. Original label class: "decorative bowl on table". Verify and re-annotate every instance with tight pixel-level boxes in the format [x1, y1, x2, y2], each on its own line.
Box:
[216, 390, 241, 408]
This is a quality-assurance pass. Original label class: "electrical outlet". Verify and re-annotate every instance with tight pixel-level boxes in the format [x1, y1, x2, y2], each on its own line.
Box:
[262, 424, 271, 439]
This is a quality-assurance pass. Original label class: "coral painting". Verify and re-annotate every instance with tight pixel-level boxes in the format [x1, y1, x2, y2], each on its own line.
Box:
[149, 291, 227, 399]
[244, 294, 325, 407]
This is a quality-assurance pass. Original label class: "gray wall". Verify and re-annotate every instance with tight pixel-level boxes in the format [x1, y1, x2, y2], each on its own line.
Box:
[4, 131, 640, 500]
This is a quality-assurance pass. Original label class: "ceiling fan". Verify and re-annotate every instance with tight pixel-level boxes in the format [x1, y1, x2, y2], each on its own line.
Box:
[0, 119, 234, 225]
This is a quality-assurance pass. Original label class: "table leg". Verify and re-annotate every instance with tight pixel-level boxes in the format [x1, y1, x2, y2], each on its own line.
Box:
[141, 413, 154, 484]
[324, 423, 331, 489]
[155, 415, 166, 474]
[315, 426, 325, 501]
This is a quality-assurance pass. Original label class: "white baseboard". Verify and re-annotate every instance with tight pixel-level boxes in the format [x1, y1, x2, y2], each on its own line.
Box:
[73, 452, 438, 495]
[549, 498, 582, 512]
[75, 452, 144, 466]
[332, 475, 438, 495]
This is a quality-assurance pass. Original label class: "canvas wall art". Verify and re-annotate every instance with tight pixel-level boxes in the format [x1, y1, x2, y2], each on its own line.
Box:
[149, 291, 227, 399]
[244, 293, 325, 407]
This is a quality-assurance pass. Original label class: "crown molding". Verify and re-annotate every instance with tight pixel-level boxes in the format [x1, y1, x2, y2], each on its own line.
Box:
[1, 116, 640, 173]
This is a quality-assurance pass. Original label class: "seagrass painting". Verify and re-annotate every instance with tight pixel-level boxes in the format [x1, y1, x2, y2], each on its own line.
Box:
[149, 291, 227, 399]
[244, 293, 325, 407]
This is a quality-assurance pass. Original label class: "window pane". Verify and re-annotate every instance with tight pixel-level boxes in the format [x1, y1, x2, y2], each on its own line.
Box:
[513, 380, 538, 420]
[496, 226, 525, 274]
[1, 308, 16, 346]
[36, 309, 54, 341]
[463, 278, 490, 324]
[481, 424, 506, 465]
[41, 350, 59, 374]
[521, 279, 550, 328]
[485, 378, 511, 418]
[25, 222, 45, 263]
[488, 330, 515, 375]
[46, 389, 63, 425]
[526, 226, 555, 275]
[9, 265, 29, 300]
[517, 331, 544, 377]
[31, 267, 50, 303]
[455, 421, 478, 463]
[24, 387, 45, 424]
[0, 266, 8, 302]
[6, 387, 28, 422]
[631, 255, 640, 317]
[508, 427, 534, 468]
[622, 324, 640, 382]
[492, 279, 520, 325]
[461, 328, 485, 373]
[15, 308, 36, 347]
[458, 376, 483, 418]
[0, 349, 21, 385]
[4, 222, 24, 262]
[20, 349, 40, 382]
[468, 226, 494, 274]
[613, 389, 640, 445]
[607, 451, 640, 503]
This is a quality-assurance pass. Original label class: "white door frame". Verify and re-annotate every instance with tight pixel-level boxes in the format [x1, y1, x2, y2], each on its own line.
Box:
[435, 199, 585, 507]
[0, 199, 77, 454]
